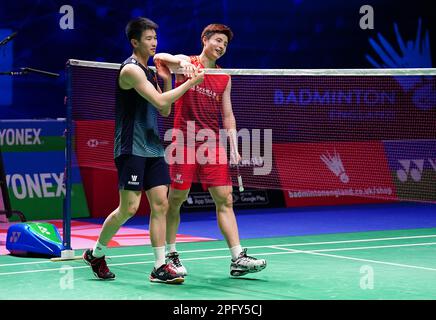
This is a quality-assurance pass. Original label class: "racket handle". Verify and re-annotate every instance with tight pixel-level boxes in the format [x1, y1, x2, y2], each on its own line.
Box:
[238, 175, 244, 192]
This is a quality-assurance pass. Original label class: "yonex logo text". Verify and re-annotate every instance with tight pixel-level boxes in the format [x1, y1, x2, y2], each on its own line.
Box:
[6, 172, 65, 200]
[0, 128, 41, 146]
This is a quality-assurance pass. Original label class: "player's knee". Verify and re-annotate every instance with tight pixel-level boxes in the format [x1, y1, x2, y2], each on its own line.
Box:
[216, 191, 233, 208]
[119, 196, 140, 217]
[115, 205, 138, 224]
[124, 203, 139, 218]
[151, 197, 169, 215]
[169, 192, 188, 208]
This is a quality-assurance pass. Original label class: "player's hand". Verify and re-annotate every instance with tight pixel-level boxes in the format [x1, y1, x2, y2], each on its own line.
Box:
[179, 60, 196, 78]
[189, 67, 204, 86]
[155, 60, 172, 82]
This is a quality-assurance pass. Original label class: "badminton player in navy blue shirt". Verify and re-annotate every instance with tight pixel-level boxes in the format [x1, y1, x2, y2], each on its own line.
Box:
[83, 17, 203, 284]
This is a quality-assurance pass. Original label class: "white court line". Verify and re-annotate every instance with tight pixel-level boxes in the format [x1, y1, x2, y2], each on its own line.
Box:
[0, 255, 235, 276]
[2, 233, 436, 267]
[270, 241, 436, 253]
[269, 246, 436, 272]
[270, 234, 436, 247]
[107, 233, 436, 259]
[2, 241, 436, 276]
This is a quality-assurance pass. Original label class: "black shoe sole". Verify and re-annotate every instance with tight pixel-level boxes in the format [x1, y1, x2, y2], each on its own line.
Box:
[149, 276, 184, 284]
[230, 263, 267, 277]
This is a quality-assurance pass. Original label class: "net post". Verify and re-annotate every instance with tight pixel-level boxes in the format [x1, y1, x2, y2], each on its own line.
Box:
[62, 61, 74, 259]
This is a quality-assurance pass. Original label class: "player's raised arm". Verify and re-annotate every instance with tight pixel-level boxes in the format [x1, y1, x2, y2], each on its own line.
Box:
[154, 53, 196, 78]
[120, 63, 204, 115]
[154, 59, 173, 116]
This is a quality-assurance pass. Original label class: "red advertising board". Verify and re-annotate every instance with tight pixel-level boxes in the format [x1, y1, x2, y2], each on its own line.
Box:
[273, 142, 397, 207]
[75, 120, 151, 217]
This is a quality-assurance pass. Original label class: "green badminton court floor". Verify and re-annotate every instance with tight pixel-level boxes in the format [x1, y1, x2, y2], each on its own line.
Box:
[1, 228, 436, 300]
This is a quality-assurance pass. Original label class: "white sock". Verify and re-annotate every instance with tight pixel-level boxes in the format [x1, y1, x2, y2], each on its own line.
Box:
[230, 245, 243, 260]
[153, 246, 166, 269]
[167, 243, 177, 254]
[93, 241, 107, 258]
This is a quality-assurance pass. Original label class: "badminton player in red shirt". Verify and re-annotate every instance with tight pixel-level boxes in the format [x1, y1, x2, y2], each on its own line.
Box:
[154, 24, 267, 277]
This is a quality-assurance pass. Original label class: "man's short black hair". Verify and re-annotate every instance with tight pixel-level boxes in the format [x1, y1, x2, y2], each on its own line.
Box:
[125, 17, 159, 41]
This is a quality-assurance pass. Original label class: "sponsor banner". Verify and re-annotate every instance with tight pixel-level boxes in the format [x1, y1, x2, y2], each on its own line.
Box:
[0, 119, 65, 152]
[74, 120, 115, 169]
[74, 120, 123, 217]
[3, 151, 82, 183]
[273, 142, 397, 207]
[183, 192, 216, 209]
[282, 190, 393, 207]
[182, 188, 282, 211]
[0, 120, 89, 220]
[383, 139, 436, 202]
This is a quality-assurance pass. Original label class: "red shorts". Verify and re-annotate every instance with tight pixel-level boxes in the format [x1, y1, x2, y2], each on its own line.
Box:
[169, 146, 231, 190]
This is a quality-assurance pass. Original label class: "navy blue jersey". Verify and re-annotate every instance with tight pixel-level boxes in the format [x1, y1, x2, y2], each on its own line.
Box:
[114, 57, 164, 158]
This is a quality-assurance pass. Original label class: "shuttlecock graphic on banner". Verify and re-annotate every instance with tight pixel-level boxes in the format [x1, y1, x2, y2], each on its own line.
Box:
[320, 150, 349, 184]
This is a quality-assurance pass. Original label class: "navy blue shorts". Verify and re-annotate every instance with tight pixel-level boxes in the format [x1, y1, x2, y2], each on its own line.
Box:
[115, 155, 171, 191]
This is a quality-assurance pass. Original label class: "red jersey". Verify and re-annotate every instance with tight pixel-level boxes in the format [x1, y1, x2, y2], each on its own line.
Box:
[173, 56, 230, 138]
